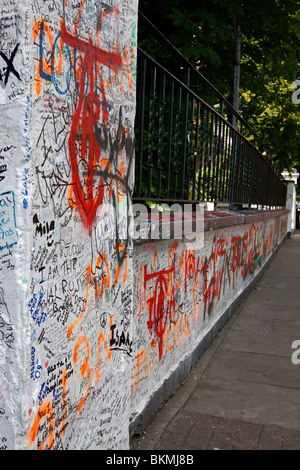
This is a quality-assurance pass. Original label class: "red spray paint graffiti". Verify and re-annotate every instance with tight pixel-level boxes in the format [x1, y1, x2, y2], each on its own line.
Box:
[144, 264, 176, 360]
[60, 19, 122, 229]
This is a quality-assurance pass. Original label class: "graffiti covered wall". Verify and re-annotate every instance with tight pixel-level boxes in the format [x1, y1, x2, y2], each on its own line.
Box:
[0, 0, 138, 450]
[131, 213, 288, 425]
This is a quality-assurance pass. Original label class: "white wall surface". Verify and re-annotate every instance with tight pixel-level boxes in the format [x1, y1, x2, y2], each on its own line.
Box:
[0, 0, 138, 450]
[131, 214, 288, 421]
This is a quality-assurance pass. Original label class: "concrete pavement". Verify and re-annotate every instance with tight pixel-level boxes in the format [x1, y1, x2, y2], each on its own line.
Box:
[130, 233, 300, 450]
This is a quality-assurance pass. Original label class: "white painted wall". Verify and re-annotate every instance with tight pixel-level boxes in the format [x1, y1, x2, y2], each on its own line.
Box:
[0, 0, 138, 450]
[131, 213, 288, 423]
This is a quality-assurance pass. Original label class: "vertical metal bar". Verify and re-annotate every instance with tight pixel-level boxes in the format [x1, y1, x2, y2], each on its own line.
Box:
[197, 104, 205, 200]
[244, 140, 250, 203]
[147, 64, 157, 198]
[157, 72, 166, 199]
[218, 118, 225, 201]
[203, 108, 210, 200]
[260, 157, 264, 206]
[244, 143, 249, 203]
[165, 79, 174, 199]
[252, 147, 257, 205]
[214, 114, 221, 201]
[258, 157, 263, 205]
[263, 160, 269, 206]
[210, 113, 217, 201]
[229, 128, 237, 203]
[192, 101, 200, 201]
[235, 133, 242, 203]
[179, 68, 190, 200]
[185, 97, 195, 200]
[227, 124, 233, 202]
[226, 124, 233, 202]
[249, 146, 254, 204]
[135, 55, 147, 198]
[242, 138, 247, 203]
[244, 144, 250, 203]
[222, 123, 230, 201]
[254, 150, 259, 204]
[238, 136, 244, 203]
[259, 155, 263, 205]
[266, 166, 271, 207]
[173, 86, 182, 199]
[206, 111, 214, 201]
[245, 141, 250, 203]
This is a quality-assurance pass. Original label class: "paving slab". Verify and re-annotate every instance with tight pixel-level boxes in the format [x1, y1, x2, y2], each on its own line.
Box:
[219, 321, 299, 356]
[203, 349, 300, 388]
[183, 377, 300, 431]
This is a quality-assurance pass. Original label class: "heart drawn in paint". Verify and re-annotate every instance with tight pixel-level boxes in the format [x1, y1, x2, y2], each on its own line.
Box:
[62, 25, 122, 230]
[68, 81, 105, 228]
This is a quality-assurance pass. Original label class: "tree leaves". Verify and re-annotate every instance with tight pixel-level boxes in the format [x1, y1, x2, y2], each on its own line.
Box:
[139, 0, 300, 171]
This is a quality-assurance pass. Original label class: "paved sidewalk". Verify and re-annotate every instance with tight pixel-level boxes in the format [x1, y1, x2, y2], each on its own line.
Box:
[130, 234, 300, 450]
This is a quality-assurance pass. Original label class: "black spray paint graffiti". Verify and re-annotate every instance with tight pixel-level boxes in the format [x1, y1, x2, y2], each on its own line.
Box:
[0, 288, 14, 364]
[0, 44, 21, 88]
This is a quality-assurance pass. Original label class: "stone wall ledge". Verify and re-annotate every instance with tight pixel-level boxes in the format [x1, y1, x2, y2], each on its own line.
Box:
[133, 208, 289, 244]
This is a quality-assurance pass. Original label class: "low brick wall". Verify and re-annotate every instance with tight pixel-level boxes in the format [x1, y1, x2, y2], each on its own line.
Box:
[130, 209, 288, 435]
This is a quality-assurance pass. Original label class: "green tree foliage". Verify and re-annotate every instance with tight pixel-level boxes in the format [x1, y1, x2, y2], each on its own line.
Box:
[139, 0, 300, 172]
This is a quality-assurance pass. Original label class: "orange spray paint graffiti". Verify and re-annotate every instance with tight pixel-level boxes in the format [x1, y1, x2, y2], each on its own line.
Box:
[73, 336, 91, 413]
[29, 240, 128, 448]
[132, 221, 276, 396]
[32, 5, 135, 229]
[28, 401, 55, 450]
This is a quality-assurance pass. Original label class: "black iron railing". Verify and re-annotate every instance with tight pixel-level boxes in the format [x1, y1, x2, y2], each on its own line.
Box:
[133, 13, 287, 208]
